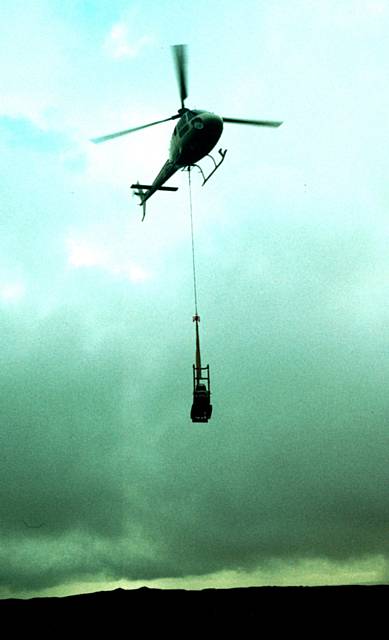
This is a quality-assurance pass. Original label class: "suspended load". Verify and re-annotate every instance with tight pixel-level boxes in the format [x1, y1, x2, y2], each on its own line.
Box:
[190, 315, 212, 423]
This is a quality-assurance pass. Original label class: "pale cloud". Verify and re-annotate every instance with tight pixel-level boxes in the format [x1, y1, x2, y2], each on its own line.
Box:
[307, 0, 388, 24]
[0, 281, 25, 303]
[0, 95, 50, 129]
[144, 555, 388, 589]
[0, 4, 73, 127]
[120, 264, 149, 283]
[66, 234, 150, 283]
[104, 23, 153, 59]
[67, 237, 108, 268]
[82, 119, 172, 188]
[367, 1, 386, 14]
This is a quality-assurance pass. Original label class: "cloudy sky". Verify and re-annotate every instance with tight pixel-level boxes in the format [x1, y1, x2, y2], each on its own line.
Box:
[1, 0, 389, 597]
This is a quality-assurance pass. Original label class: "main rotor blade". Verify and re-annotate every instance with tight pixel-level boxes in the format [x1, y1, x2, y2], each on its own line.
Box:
[91, 114, 180, 144]
[223, 117, 283, 127]
[172, 44, 188, 110]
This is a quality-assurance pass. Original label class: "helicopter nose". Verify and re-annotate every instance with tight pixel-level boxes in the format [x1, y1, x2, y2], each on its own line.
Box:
[204, 113, 223, 137]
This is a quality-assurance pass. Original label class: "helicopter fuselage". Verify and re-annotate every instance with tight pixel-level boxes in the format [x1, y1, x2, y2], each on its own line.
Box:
[169, 109, 223, 165]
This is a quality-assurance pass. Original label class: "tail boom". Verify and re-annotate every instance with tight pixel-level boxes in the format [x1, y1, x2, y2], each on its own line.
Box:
[130, 159, 179, 220]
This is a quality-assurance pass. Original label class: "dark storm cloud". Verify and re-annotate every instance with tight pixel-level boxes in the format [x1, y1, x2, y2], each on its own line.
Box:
[0, 309, 131, 539]
[2, 197, 389, 594]
[0, 295, 202, 590]
[120, 211, 389, 578]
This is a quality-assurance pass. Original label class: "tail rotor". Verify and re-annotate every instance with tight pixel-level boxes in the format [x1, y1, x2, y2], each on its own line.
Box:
[132, 181, 147, 221]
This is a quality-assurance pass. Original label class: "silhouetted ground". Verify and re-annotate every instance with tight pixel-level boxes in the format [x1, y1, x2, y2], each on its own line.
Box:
[1, 584, 387, 631]
[2, 584, 387, 603]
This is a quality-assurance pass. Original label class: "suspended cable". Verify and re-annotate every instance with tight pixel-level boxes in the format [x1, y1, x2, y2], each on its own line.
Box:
[188, 167, 199, 317]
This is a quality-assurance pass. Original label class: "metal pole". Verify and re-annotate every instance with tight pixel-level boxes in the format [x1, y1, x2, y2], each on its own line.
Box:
[193, 314, 201, 385]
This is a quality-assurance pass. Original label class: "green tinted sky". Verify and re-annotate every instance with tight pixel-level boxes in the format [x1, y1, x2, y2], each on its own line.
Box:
[1, 0, 388, 597]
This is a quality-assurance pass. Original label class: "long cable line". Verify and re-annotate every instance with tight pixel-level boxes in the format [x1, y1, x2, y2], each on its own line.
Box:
[188, 167, 199, 317]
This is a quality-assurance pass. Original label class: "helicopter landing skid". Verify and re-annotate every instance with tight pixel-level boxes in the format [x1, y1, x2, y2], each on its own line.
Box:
[190, 148, 227, 186]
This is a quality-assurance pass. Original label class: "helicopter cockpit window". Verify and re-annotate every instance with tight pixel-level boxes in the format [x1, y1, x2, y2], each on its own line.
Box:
[179, 124, 189, 137]
[178, 113, 187, 127]
[178, 114, 189, 136]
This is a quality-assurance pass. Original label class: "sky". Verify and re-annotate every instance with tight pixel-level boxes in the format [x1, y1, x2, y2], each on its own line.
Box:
[1, 0, 389, 597]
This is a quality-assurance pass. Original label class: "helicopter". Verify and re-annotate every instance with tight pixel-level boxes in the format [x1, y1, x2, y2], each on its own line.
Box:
[91, 45, 283, 220]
